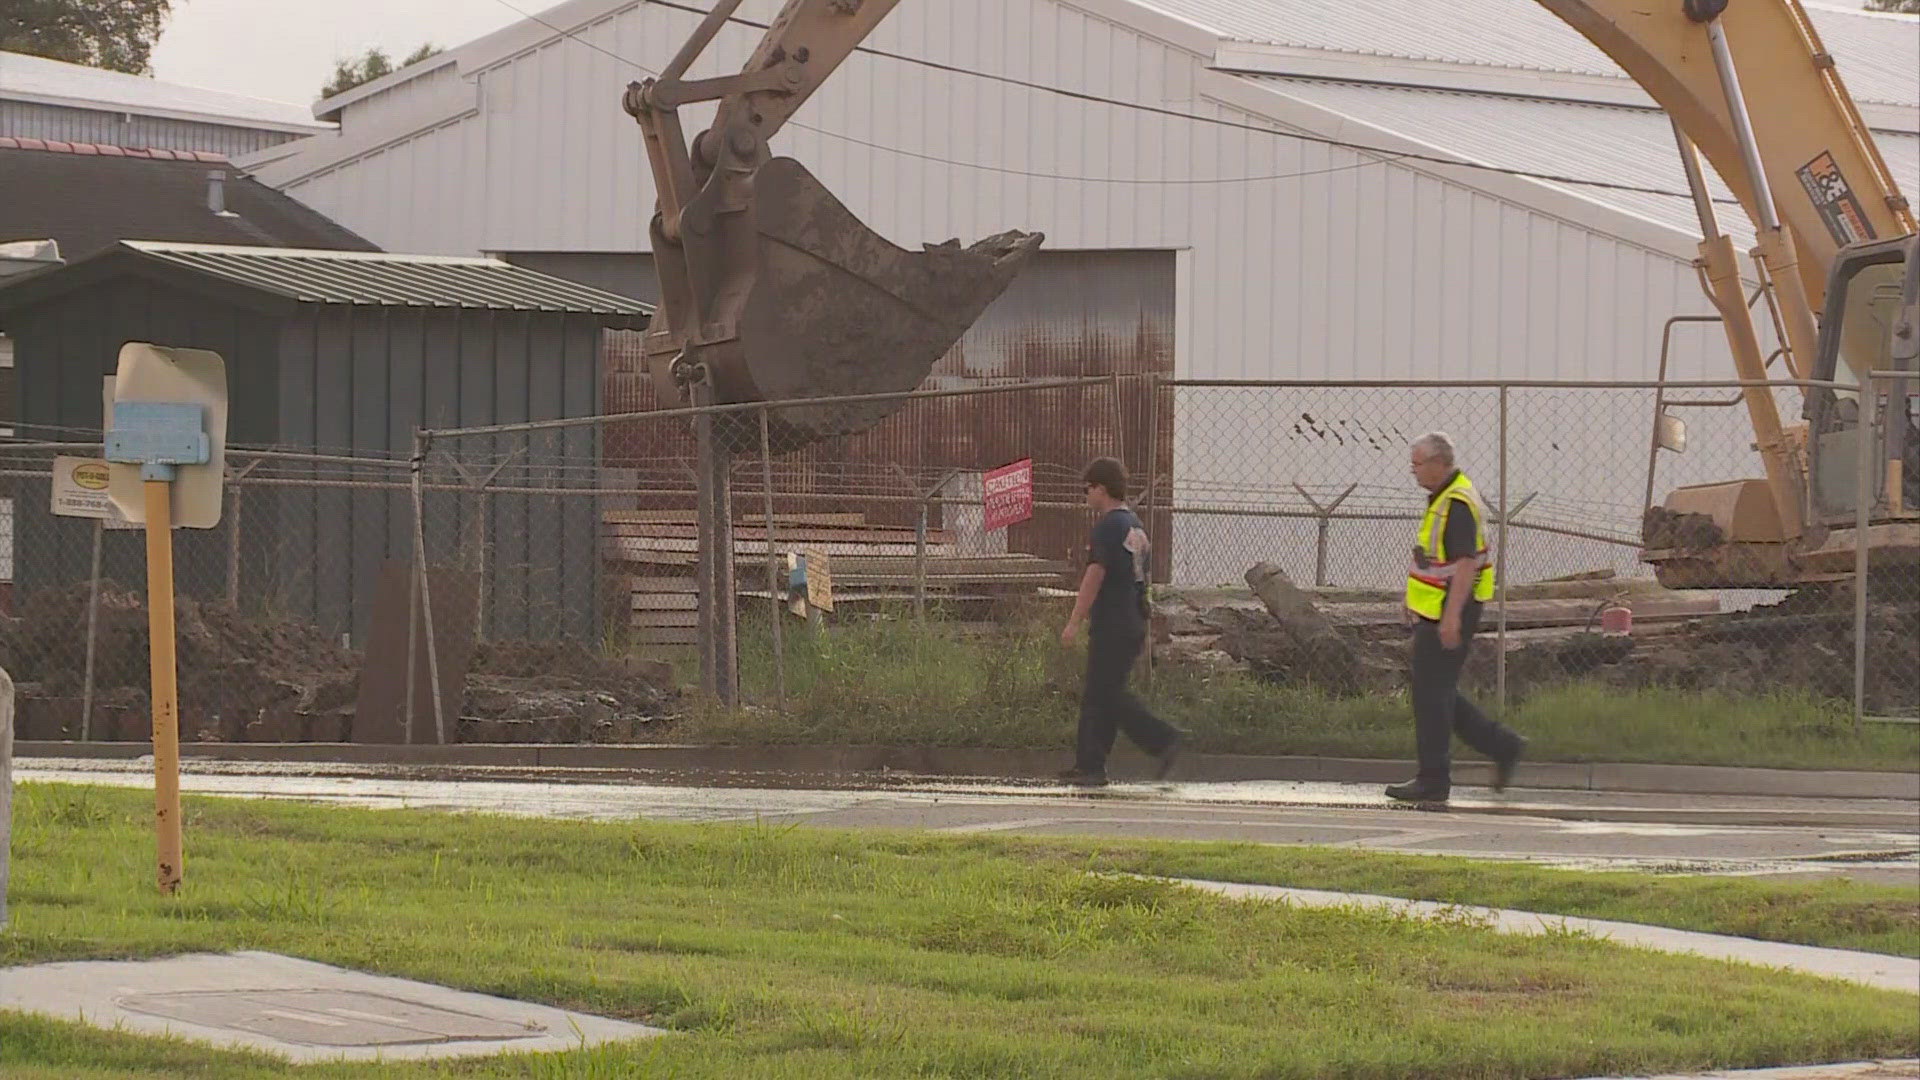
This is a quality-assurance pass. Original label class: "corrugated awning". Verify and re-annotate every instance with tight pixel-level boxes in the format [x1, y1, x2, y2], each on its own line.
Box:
[118, 241, 654, 315]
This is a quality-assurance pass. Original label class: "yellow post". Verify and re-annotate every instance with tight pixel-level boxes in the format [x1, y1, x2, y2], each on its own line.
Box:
[144, 479, 183, 894]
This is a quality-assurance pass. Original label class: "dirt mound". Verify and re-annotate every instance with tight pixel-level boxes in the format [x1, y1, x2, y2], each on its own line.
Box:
[0, 583, 361, 739]
[1, 587, 682, 743]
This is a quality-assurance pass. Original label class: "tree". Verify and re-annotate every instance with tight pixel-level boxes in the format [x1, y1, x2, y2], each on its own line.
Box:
[0, 0, 174, 75]
[1864, 0, 1919, 11]
[320, 42, 442, 100]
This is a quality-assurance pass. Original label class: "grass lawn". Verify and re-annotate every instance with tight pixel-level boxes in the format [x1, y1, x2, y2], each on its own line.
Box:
[674, 616, 1920, 773]
[2, 783, 1916, 1079]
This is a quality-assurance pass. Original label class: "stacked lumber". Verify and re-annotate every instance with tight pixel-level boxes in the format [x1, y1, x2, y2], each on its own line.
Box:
[603, 511, 1073, 642]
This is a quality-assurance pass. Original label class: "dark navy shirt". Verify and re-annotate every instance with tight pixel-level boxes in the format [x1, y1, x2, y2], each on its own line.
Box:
[1088, 506, 1150, 637]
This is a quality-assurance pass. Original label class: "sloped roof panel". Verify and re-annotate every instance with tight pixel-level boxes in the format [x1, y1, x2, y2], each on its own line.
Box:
[118, 242, 654, 314]
[0, 50, 330, 133]
[1137, 0, 1918, 107]
[1247, 76, 1920, 252]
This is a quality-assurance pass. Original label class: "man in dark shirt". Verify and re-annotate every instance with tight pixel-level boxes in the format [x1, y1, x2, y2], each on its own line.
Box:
[1058, 457, 1183, 787]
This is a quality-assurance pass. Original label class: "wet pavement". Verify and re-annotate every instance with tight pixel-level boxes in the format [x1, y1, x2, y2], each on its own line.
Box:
[16, 758, 1919, 882]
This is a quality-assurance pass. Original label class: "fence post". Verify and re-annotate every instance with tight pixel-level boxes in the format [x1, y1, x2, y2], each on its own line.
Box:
[226, 483, 243, 606]
[760, 406, 785, 711]
[80, 518, 103, 742]
[914, 498, 929, 622]
[1497, 385, 1510, 715]
[1143, 374, 1160, 689]
[1293, 482, 1357, 588]
[1852, 377, 1875, 735]
[2, 664, 12, 931]
[409, 431, 447, 744]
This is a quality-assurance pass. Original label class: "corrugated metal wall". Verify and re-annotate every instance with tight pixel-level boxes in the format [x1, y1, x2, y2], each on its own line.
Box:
[7, 275, 283, 617]
[274, 306, 604, 644]
[6, 279, 606, 643]
[0, 100, 304, 156]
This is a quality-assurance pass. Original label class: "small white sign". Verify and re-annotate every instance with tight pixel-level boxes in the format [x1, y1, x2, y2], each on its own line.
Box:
[51, 456, 135, 526]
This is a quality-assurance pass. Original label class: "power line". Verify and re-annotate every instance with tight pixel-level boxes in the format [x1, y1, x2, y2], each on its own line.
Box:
[483, 0, 1737, 202]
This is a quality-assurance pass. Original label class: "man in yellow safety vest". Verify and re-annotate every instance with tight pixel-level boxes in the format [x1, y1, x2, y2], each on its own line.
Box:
[1386, 432, 1527, 803]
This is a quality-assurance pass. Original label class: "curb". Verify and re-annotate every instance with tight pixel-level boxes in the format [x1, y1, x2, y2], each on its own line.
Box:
[13, 740, 1918, 801]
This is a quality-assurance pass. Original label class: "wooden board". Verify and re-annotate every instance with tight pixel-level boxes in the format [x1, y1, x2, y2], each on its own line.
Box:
[605, 510, 871, 527]
[632, 592, 699, 611]
[630, 609, 700, 628]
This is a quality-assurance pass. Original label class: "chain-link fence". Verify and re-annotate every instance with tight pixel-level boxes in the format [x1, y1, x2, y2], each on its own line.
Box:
[2, 375, 1913, 748]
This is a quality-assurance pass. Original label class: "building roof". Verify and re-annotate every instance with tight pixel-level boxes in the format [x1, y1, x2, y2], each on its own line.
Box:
[0, 241, 656, 320]
[0, 50, 332, 134]
[1136, 0, 1919, 109]
[1247, 76, 1920, 254]
[0, 138, 378, 261]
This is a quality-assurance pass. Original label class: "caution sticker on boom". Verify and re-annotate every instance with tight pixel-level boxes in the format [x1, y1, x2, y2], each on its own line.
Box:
[1796, 151, 1877, 246]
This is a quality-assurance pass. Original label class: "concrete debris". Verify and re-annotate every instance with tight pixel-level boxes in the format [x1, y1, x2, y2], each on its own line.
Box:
[1153, 569, 1919, 712]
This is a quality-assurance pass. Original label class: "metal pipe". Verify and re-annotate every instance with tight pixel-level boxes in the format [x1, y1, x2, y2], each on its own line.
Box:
[420, 377, 1117, 440]
[1, 663, 11, 929]
[1671, 118, 1722, 241]
[1705, 20, 1783, 234]
[1497, 386, 1510, 715]
[1644, 315, 1725, 516]
[226, 484, 243, 606]
[1162, 378, 1850, 391]
[759, 406, 784, 711]
[659, 0, 748, 86]
[80, 520, 103, 742]
[410, 432, 447, 744]
[1852, 378, 1874, 735]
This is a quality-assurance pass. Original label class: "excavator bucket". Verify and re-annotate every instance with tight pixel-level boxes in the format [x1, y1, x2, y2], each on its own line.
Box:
[653, 156, 1042, 444]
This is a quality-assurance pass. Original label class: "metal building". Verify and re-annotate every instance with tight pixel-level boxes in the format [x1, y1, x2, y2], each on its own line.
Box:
[0, 50, 332, 157]
[236, 0, 1919, 584]
[0, 242, 651, 640]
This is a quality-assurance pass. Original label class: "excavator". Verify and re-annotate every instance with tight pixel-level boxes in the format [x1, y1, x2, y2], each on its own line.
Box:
[622, 0, 1917, 692]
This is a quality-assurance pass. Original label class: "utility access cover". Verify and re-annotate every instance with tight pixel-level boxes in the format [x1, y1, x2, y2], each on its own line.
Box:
[118, 988, 542, 1047]
[0, 951, 665, 1063]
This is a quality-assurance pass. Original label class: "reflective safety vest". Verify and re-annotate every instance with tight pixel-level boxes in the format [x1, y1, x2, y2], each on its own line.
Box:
[1405, 471, 1495, 620]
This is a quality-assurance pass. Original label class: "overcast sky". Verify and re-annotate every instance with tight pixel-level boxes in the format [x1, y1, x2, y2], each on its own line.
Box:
[149, 0, 524, 108]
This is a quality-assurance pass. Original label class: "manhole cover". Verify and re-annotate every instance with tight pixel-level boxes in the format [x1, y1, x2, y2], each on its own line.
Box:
[116, 989, 545, 1048]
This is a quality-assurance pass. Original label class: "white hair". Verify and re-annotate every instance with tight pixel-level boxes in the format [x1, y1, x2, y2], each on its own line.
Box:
[1412, 431, 1455, 466]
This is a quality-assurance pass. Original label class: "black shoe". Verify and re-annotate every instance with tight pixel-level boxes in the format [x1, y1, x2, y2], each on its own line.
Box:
[1154, 733, 1186, 781]
[1385, 778, 1450, 803]
[1493, 737, 1528, 793]
[1057, 767, 1109, 788]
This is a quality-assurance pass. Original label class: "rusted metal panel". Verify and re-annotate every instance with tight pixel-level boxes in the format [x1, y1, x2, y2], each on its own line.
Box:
[599, 251, 1175, 579]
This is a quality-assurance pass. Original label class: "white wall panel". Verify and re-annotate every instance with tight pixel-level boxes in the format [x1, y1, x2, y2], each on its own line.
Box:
[258, 0, 1817, 585]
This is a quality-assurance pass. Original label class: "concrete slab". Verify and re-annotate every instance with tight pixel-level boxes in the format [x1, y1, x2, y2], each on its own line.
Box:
[0, 951, 665, 1063]
[18, 740, 1920, 801]
[1173, 879, 1920, 995]
[1572, 1061, 1919, 1079]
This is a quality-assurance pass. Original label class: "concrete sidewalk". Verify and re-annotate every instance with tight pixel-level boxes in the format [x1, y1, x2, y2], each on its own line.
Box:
[16, 739, 1920, 801]
[1573, 1063, 1917, 1079]
[1173, 878, 1920, 994]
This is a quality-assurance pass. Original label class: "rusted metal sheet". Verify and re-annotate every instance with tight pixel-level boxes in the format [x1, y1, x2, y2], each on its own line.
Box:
[353, 561, 479, 745]
[599, 251, 1175, 580]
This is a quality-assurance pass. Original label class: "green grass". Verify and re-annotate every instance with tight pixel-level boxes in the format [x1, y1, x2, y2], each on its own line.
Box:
[670, 614, 1920, 772]
[1064, 842, 1920, 958]
[2, 784, 1917, 1078]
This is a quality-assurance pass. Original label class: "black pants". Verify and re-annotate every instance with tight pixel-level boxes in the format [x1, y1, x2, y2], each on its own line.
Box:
[1077, 629, 1178, 773]
[1411, 607, 1521, 786]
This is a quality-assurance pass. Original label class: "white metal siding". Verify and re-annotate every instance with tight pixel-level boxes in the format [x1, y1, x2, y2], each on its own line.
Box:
[0, 100, 303, 155]
[267, 0, 1792, 584]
